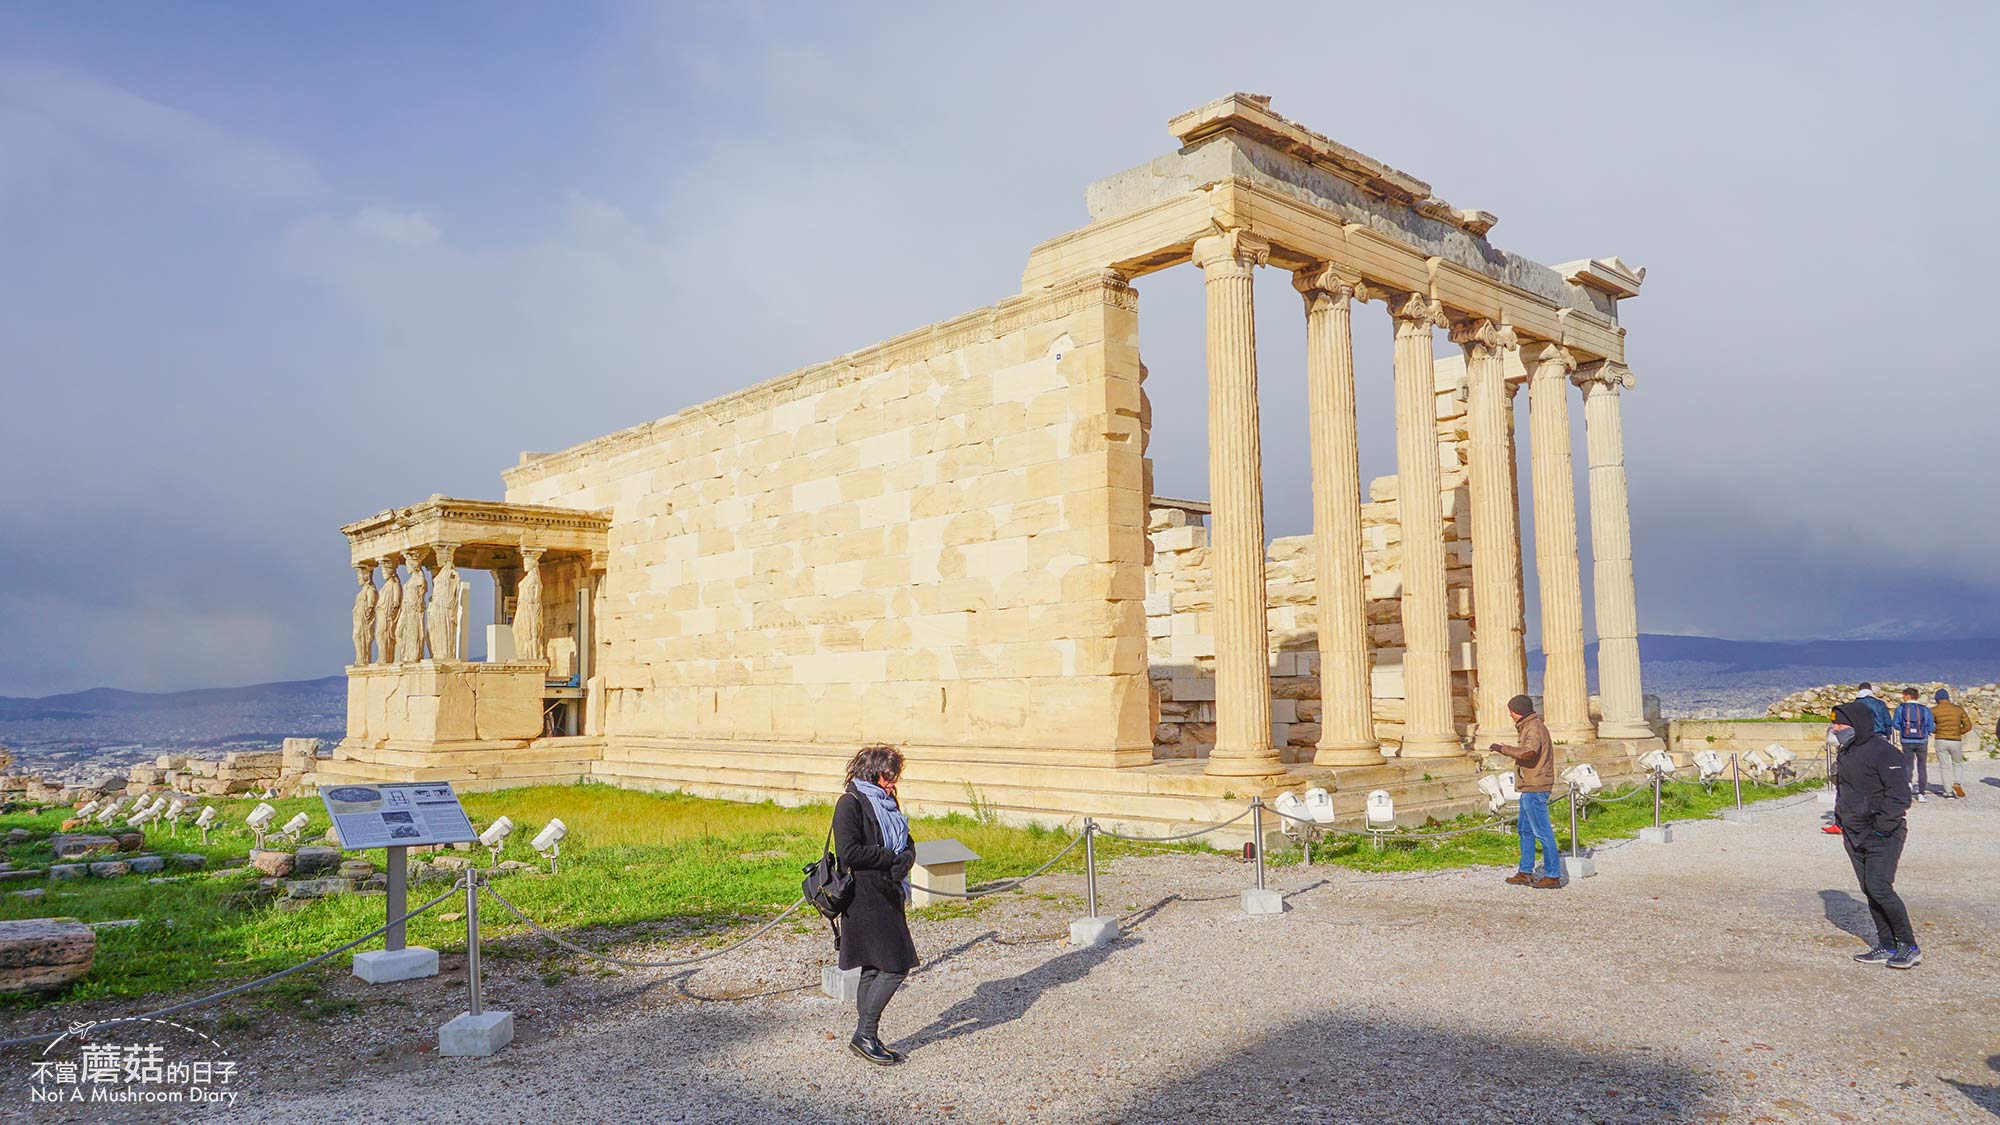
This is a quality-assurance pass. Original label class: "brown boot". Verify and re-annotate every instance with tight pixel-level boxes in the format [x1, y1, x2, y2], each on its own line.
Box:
[1532, 876, 1563, 889]
[1505, 872, 1534, 886]
[1954, 784, 1967, 799]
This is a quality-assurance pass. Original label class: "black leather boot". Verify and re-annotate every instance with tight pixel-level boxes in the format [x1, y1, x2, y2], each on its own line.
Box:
[848, 1035, 898, 1065]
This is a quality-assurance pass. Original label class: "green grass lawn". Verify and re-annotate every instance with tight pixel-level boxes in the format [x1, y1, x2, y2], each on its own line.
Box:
[0, 775, 1822, 1013]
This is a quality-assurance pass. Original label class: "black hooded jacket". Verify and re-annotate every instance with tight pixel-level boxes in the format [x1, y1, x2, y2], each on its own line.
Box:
[1832, 701, 1913, 836]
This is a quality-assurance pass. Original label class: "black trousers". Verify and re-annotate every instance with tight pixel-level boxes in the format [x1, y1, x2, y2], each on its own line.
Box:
[855, 967, 905, 1041]
[1842, 824, 1914, 949]
[1902, 744, 1929, 793]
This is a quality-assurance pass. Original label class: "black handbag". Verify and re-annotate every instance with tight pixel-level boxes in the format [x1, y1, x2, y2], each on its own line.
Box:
[802, 822, 853, 932]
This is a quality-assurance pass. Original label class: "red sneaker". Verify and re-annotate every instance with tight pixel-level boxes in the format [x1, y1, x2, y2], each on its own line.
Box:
[1821, 824, 1843, 834]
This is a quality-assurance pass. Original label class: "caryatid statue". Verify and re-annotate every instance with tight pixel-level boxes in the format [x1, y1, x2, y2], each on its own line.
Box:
[428, 544, 464, 661]
[397, 549, 429, 663]
[513, 546, 546, 667]
[374, 558, 402, 663]
[350, 563, 377, 666]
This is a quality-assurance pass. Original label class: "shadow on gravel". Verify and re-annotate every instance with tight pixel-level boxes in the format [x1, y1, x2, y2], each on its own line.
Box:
[1118, 1011, 1709, 1123]
[895, 935, 1139, 1051]
[1944, 1053, 2000, 1118]
[1818, 889, 1879, 943]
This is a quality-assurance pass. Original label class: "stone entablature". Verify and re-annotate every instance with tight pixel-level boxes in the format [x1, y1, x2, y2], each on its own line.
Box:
[341, 497, 609, 571]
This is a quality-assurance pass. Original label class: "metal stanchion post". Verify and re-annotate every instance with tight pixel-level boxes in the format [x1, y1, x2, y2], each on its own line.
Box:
[1567, 786, 1595, 876]
[1069, 819, 1119, 946]
[438, 872, 513, 1056]
[1641, 767, 1673, 844]
[1721, 753, 1748, 823]
[1241, 797, 1282, 914]
[465, 873, 482, 1018]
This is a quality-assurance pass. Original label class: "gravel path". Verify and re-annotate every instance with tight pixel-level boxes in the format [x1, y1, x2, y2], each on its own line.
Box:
[144, 764, 2000, 1121]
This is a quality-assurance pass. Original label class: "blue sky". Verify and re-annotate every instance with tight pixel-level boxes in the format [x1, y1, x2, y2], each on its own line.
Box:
[2, 1, 1995, 695]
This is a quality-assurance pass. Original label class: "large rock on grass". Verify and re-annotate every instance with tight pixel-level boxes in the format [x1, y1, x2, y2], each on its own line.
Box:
[0, 919, 94, 995]
[249, 850, 295, 878]
[50, 835, 119, 859]
[292, 846, 339, 875]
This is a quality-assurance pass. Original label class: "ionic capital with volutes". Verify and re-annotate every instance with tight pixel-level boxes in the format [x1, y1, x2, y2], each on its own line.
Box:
[1448, 316, 1519, 358]
[1571, 360, 1637, 392]
[1291, 264, 1368, 308]
[1520, 340, 1577, 375]
[1191, 229, 1270, 280]
[1386, 290, 1449, 337]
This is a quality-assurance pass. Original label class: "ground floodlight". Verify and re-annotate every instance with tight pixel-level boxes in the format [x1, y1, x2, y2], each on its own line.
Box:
[95, 796, 130, 824]
[1637, 749, 1675, 775]
[246, 802, 276, 830]
[166, 796, 189, 818]
[1303, 787, 1337, 825]
[76, 799, 101, 819]
[1365, 790, 1396, 825]
[1764, 744, 1799, 781]
[278, 812, 310, 844]
[146, 795, 171, 816]
[480, 815, 516, 867]
[1693, 749, 1727, 782]
[531, 818, 567, 873]
[1477, 772, 1521, 813]
[1273, 791, 1308, 825]
[127, 804, 161, 829]
[1561, 763, 1603, 795]
[194, 806, 218, 843]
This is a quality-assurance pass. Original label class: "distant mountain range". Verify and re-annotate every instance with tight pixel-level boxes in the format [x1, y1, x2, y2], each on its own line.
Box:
[0, 676, 346, 720]
[1531, 634, 2000, 676]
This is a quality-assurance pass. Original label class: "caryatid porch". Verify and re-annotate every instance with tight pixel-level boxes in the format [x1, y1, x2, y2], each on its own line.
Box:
[328, 497, 609, 786]
[1030, 93, 1659, 776]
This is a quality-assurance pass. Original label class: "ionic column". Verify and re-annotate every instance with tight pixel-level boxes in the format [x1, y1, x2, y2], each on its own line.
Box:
[1525, 344, 1591, 742]
[1387, 292, 1462, 757]
[1193, 229, 1279, 778]
[1294, 266, 1381, 765]
[1573, 361, 1652, 740]
[1453, 318, 1529, 746]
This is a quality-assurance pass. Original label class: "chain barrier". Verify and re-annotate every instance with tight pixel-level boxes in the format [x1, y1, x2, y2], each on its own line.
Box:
[904, 833, 1087, 900]
[1264, 802, 1514, 841]
[481, 883, 810, 970]
[0, 879, 463, 1050]
[1091, 806, 1254, 844]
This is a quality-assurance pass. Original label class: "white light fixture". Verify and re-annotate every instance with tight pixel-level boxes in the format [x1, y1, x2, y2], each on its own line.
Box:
[95, 796, 130, 824]
[480, 816, 516, 867]
[127, 804, 161, 829]
[278, 812, 311, 844]
[145, 795, 171, 817]
[1764, 744, 1799, 781]
[1477, 772, 1521, 813]
[1561, 763, 1603, 795]
[531, 818, 567, 873]
[1693, 749, 1727, 783]
[1637, 749, 1675, 776]
[76, 799, 101, 819]
[164, 797, 190, 835]
[1365, 789, 1395, 851]
[246, 802, 277, 849]
[194, 806, 218, 844]
[1303, 787, 1337, 825]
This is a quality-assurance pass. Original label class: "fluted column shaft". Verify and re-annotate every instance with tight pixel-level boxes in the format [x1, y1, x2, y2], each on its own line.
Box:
[1525, 345, 1592, 741]
[1575, 362, 1650, 738]
[1296, 268, 1381, 764]
[1388, 293, 1461, 757]
[1193, 230, 1279, 777]
[1454, 318, 1528, 745]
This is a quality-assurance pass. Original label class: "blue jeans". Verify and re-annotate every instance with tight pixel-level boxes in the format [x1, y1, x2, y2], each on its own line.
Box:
[1517, 791, 1563, 878]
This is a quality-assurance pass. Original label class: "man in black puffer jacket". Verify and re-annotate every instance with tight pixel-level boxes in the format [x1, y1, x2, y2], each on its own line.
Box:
[1831, 701, 1919, 969]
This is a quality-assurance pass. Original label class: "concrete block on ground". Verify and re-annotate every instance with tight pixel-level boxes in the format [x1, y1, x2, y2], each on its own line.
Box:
[1240, 888, 1284, 915]
[1719, 808, 1749, 823]
[1069, 916, 1121, 947]
[353, 946, 439, 984]
[821, 965, 860, 1002]
[438, 1009, 513, 1056]
[1570, 856, 1597, 878]
[1639, 826, 1673, 845]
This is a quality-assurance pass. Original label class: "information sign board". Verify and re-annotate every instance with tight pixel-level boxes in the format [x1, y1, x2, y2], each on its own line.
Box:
[318, 782, 477, 849]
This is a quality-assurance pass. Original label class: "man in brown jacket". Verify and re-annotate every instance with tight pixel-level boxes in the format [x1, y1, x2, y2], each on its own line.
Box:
[1932, 689, 1971, 799]
[1490, 694, 1562, 888]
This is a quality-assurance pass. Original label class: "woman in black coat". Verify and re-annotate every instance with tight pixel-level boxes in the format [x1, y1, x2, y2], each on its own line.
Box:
[832, 744, 918, 1064]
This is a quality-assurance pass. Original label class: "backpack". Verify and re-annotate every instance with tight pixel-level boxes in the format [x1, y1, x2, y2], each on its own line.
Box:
[801, 821, 852, 937]
[1898, 704, 1927, 743]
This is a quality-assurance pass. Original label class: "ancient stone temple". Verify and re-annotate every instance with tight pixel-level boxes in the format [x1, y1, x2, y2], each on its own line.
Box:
[321, 94, 1665, 830]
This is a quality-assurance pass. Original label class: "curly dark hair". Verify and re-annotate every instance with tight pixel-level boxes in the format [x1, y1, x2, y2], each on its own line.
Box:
[845, 744, 905, 787]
